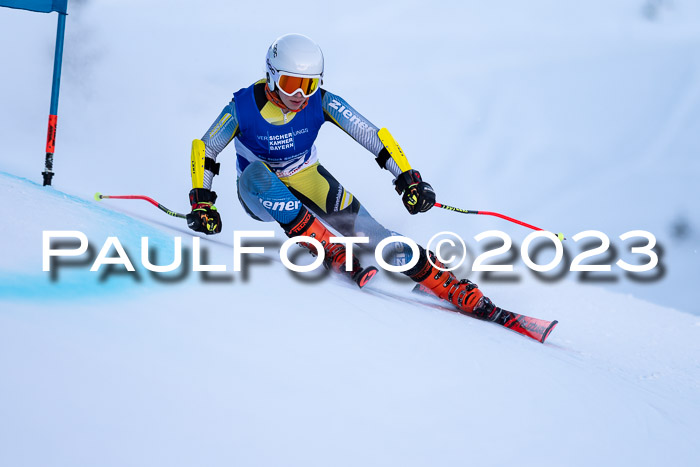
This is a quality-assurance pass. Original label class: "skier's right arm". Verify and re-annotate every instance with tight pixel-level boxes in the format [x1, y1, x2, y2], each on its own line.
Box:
[187, 100, 240, 235]
[321, 90, 435, 215]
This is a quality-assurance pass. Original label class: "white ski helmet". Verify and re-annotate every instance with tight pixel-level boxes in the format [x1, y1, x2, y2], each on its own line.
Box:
[266, 33, 324, 96]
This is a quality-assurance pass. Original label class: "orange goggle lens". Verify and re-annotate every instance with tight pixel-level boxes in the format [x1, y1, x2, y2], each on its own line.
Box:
[277, 74, 320, 97]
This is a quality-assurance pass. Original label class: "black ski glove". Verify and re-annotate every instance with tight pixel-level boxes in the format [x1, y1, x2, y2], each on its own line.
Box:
[394, 169, 436, 214]
[187, 188, 221, 234]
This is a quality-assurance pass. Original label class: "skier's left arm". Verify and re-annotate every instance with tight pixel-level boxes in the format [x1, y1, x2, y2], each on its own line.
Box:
[321, 90, 435, 214]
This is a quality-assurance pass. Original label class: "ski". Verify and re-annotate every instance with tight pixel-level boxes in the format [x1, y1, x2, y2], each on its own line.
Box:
[486, 307, 558, 343]
[365, 286, 558, 343]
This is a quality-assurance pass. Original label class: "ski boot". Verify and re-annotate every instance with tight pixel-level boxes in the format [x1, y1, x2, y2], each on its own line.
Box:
[282, 207, 378, 288]
[406, 247, 501, 320]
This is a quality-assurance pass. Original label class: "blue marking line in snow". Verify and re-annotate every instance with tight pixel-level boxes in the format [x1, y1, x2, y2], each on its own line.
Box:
[0, 171, 182, 302]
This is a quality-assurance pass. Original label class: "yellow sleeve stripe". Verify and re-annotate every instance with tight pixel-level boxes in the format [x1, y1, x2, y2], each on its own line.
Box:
[209, 113, 231, 139]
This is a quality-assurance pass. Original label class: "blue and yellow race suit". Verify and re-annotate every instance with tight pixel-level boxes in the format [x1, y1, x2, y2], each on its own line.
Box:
[196, 79, 410, 265]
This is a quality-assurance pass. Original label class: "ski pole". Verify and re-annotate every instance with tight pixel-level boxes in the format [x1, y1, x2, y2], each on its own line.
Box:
[94, 192, 187, 219]
[434, 202, 565, 240]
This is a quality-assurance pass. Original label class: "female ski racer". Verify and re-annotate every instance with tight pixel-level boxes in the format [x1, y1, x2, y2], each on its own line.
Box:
[186, 33, 501, 320]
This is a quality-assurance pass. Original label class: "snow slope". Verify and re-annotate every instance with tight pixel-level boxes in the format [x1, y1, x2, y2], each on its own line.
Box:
[2, 172, 700, 467]
[1, 1, 700, 466]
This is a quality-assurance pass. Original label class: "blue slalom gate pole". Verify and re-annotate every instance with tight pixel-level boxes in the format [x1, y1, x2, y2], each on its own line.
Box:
[42, 10, 66, 186]
[0, 1, 69, 185]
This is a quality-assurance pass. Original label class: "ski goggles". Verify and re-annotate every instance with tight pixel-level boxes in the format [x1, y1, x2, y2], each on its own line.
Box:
[275, 73, 321, 98]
